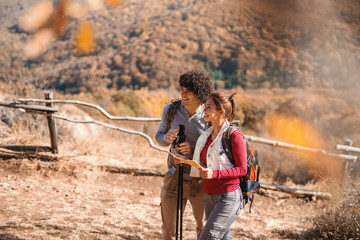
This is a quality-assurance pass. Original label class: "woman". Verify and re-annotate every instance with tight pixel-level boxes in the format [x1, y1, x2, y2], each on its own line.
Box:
[184, 92, 247, 239]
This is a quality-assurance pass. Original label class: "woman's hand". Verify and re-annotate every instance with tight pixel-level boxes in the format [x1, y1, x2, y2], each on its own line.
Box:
[177, 142, 192, 155]
[173, 154, 188, 164]
[165, 129, 179, 143]
[200, 168, 213, 179]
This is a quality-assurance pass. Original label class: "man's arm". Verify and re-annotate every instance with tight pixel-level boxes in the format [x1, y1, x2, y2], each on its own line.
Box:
[155, 105, 171, 146]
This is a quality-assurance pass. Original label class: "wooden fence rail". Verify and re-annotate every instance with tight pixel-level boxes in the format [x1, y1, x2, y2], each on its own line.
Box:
[0, 100, 57, 115]
[9, 97, 358, 162]
[18, 98, 161, 122]
[53, 115, 168, 153]
[52, 114, 358, 162]
[18, 98, 241, 125]
[336, 144, 360, 154]
[246, 136, 358, 161]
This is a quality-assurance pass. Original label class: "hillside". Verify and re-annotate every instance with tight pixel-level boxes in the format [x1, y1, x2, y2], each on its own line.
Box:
[1, 0, 360, 92]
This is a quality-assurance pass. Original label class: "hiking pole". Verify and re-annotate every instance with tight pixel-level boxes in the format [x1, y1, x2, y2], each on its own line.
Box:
[175, 124, 186, 240]
[176, 163, 184, 240]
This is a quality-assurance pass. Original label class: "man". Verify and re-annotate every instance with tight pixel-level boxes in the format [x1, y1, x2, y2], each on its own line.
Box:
[155, 69, 214, 239]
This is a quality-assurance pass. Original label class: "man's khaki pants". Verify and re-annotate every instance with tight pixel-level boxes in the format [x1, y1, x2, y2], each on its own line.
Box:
[160, 171, 204, 240]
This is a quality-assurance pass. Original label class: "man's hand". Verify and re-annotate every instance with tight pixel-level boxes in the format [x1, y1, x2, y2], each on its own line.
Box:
[165, 129, 179, 143]
[200, 168, 213, 179]
[177, 142, 192, 155]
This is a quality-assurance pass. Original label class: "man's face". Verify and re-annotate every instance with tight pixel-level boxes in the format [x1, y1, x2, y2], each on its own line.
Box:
[180, 87, 200, 107]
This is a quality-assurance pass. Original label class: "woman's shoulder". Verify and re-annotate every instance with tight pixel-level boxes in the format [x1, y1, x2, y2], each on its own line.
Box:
[231, 127, 245, 140]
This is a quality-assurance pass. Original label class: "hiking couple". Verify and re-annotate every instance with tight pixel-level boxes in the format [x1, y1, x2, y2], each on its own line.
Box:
[155, 69, 248, 240]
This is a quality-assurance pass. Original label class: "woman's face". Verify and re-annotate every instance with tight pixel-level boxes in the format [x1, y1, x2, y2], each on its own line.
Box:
[180, 87, 200, 107]
[203, 97, 222, 123]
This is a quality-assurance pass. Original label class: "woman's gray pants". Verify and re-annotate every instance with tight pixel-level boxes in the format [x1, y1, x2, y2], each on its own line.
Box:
[198, 188, 242, 240]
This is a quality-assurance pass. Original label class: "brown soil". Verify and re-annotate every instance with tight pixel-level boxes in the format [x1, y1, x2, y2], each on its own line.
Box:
[0, 156, 325, 240]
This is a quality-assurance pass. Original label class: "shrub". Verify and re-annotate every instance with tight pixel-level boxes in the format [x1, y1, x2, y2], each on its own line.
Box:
[302, 180, 360, 239]
[111, 90, 144, 117]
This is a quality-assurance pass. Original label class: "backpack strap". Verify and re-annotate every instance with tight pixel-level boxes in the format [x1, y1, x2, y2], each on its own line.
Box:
[222, 124, 249, 165]
[248, 194, 255, 213]
[165, 99, 181, 169]
[165, 99, 181, 128]
[245, 136, 251, 156]
[221, 125, 237, 165]
[247, 140, 256, 158]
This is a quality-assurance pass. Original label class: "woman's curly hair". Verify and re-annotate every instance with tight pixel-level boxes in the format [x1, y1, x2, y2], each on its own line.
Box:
[179, 69, 214, 103]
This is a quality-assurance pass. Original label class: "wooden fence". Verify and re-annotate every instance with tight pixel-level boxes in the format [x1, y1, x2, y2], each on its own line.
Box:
[1, 91, 359, 198]
[1, 92, 358, 162]
[0, 91, 58, 160]
[9, 93, 358, 162]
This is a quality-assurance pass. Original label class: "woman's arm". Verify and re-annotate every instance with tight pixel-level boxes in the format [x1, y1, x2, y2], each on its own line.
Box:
[212, 130, 248, 179]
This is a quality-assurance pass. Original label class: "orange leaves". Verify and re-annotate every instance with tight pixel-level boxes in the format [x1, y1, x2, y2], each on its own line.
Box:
[265, 113, 345, 178]
[266, 113, 324, 148]
[104, 0, 123, 7]
[52, 0, 70, 37]
[20, 0, 56, 58]
[21, 0, 70, 58]
[21, 0, 124, 58]
[19, 1, 54, 33]
[74, 21, 96, 55]
[24, 28, 55, 59]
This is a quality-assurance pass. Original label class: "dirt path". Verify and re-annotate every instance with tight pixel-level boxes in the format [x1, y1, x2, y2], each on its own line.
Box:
[0, 158, 324, 240]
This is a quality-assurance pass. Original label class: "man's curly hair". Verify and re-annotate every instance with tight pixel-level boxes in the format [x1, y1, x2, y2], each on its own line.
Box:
[179, 69, 214, 103]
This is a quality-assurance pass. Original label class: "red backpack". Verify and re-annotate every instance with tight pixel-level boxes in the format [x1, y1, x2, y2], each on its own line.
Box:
[221, 125, 260, 213]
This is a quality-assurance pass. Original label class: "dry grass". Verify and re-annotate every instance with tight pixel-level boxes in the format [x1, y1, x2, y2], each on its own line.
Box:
[301, 179, 360, 239]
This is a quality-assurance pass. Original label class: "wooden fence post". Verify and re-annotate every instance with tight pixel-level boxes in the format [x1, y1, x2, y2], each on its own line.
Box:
[44, 91, 58, 154]
[343, 139, 353, 173]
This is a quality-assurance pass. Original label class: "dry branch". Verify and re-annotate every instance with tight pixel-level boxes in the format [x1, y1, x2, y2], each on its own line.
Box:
[0, 145, 51, 152]
[246, 135, 358, 161]
[260, 182, 331, 199]
[101, 165, 164, 177]
[0, 147, 57, 161]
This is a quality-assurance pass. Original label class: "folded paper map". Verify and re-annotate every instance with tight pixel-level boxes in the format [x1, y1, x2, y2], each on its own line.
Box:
[169, 152, 204, 170]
